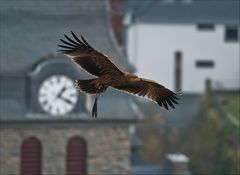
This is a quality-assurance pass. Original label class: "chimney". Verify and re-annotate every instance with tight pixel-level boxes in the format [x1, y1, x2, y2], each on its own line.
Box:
[205, 78, 212, 93]
[165, 153, 190, 175]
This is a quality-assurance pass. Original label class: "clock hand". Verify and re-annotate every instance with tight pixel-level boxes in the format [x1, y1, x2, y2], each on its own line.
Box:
[59, 96, 73, 105]
[55, 86, 73, 105]
[56, 86, 67, 98]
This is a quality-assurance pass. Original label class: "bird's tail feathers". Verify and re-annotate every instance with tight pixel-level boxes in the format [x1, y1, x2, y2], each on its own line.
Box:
[75, 79, 106, 94]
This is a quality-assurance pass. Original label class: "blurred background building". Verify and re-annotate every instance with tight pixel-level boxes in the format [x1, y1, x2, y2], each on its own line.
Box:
[111, 0, 239, 175]
[0, 0, 239, 175]
[124, 0, 239, 93]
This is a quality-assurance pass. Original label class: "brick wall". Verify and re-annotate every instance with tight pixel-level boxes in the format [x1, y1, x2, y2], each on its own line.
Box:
[0, 125, 130, 175]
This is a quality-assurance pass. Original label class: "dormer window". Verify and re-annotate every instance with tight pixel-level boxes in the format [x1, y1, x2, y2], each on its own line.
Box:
[225, 26, 238, 42]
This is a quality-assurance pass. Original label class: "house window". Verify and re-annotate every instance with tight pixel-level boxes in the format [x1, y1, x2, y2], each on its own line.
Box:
[196, 60, 214, 68]
[66, 136, 87, 175]
[225, 26, 238, 42]
[197, 23, 215, 31]
[21, 137, 42, 175]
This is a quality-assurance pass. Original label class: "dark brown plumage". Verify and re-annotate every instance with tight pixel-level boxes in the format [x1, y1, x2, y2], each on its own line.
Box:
[58, 31, 180, 117]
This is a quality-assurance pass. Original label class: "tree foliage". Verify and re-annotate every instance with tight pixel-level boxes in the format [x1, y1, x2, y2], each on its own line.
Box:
[136, 93, 239, 174]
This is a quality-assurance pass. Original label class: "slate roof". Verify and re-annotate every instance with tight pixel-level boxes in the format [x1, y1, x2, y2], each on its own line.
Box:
[0, 0, 134, 73]
[0, 0, 140, 123]
[125, 0, 239, 24]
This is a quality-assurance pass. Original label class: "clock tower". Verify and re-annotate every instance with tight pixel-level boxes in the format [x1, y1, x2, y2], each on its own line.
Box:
[0, 0, 140, 175]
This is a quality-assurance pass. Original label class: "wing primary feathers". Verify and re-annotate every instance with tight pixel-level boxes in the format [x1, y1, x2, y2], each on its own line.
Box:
[71, 31, 86, 46]
[175, 91, 183, 96]
[81, 35, 93, 48]
[64, 34, 81, 46]
[172, 95, 179, 100]
[171, 92, 179, 100]
[58, 49, 70, 53]
[162, 100, 169, 110]
[166, 98, 175, 108]
[157, 100, 162, 107]
[60, 39, 78, 47]
[57, 44, 75, 49]
[169, 96, 179, 104]
[59, 32, 93, 53]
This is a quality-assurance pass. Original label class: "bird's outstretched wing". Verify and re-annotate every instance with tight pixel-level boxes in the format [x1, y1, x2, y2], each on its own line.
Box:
[58, 31, 124, 77]
[113, 78, 180, 110]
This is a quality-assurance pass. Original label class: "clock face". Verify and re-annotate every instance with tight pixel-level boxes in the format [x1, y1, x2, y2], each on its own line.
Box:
[38, 75, 78, 116]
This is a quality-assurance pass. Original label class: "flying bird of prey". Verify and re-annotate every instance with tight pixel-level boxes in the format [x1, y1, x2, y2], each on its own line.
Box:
[58, 32, 180, 117]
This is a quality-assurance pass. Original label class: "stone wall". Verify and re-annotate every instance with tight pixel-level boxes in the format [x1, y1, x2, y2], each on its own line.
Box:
[0, 125, 131, 175]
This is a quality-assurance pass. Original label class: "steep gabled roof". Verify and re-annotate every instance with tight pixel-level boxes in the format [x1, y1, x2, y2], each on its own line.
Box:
[0, 0, 134, 73]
